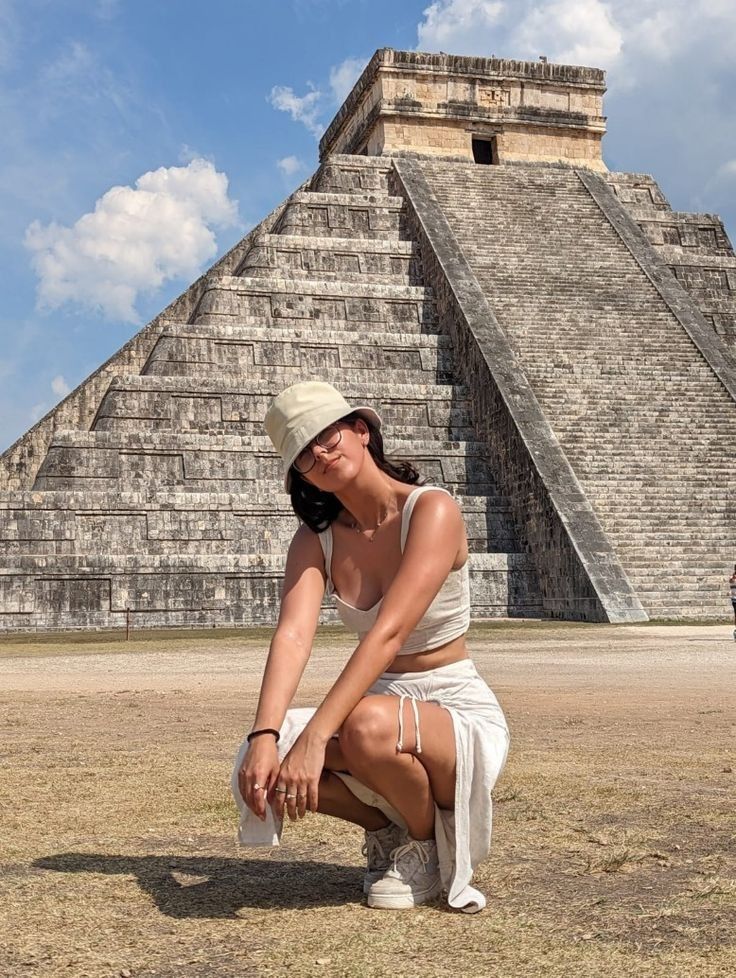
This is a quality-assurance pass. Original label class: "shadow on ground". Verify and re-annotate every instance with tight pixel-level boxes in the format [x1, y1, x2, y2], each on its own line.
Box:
[34, 853, 365, 916]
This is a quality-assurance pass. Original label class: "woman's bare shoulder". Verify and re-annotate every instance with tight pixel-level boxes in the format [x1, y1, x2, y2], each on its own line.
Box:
[288, 521, 325, 561]
[406, 488, 467, 561]
[411, 487, 464, 521]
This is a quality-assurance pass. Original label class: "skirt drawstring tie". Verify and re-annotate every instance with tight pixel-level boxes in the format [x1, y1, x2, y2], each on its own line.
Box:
[396, 693, 422, 755]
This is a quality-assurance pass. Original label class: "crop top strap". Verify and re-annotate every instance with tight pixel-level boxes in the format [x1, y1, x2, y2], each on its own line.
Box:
[400, 485, 453, 552]
[317, 527, 335, 596]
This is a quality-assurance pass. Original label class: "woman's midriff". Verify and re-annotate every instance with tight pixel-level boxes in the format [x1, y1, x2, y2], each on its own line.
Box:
[384, 633, 469, 673]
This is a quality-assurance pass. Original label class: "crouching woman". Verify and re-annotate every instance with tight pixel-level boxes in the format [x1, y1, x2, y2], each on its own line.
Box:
[232, 381, 510, 912]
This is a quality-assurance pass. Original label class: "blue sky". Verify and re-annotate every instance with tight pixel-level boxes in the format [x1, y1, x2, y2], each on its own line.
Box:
[2, 0, 735, 454]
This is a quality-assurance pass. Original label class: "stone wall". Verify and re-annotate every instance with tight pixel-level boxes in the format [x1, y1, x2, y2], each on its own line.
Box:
[369, 118, 605, 168]
[320, 48, 607, 170]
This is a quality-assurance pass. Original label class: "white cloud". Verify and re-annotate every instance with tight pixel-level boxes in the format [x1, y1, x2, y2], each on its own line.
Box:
[51, 375, 71, 397]
[417, 0, 620, 65]
[277, 155, 305, 177]
[268, 55, 369, 138]
[329, 57, 367, 103]
[25, 158, 238, 323]
[512, 1, 622, 68]
[415, 1, 736, 77]
[268, 84, 323, 137]
[417, 0, 505, 52]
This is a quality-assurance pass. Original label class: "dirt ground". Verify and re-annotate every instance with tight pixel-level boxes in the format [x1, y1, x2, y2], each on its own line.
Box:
[0, 620, 734, 978]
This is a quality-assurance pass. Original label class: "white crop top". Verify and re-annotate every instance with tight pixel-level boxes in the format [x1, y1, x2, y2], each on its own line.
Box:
[317, 485, 471, 655]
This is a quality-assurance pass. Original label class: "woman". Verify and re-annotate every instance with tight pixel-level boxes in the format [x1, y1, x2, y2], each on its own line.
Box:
[232, 381, 509, 912]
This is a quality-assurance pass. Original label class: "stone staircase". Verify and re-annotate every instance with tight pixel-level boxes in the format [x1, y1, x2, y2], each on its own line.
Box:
[0, 156, 542, 631]
[606, 172, 736, 351]
[419, 160, 736, 619]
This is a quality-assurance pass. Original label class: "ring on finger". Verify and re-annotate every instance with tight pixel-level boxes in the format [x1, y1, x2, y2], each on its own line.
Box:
[286, 793, 297, 799]
[274, 786, 288, 794]
[253, 782, 261, 790]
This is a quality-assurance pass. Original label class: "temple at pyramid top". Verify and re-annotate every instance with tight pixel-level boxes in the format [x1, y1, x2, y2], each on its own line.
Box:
[320, 49, 607, 170]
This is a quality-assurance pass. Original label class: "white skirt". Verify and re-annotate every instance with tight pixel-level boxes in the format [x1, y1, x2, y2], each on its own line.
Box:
[231, 658, 510, 913]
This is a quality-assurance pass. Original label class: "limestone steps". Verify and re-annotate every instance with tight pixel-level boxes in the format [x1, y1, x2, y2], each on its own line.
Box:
[92, 375, 472, 436]
[0, 551, 533, 573]
[147, 321, 448, 345]
[622, 560, 733, 573]
[34, 430, 498, 493]
[242, 266, 414, 287]
[142, 322, 452, 380]
[275, 191, 410, 240]
[622, 590, 731, 615]
[418, 159, 735, 619]
[221, 274, 433, 300]
[567, 466, 736, 480]
[657, 248, 736, 265]
[192, 274, 437, 329]
[0, 489, 517, 557]
[193, 312, 443, 335]
[40, 428, 480, 452]
[575, 478, 734, 492]
[95, 376, 462, 433]
[314, 156, 393, 195]
[240, 233, 421, 285]
[140, 323, 453, 384]
[0, 550, 543, 632]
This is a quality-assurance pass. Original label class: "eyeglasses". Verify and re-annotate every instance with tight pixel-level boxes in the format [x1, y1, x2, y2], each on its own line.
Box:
[292, 423, 344, 475]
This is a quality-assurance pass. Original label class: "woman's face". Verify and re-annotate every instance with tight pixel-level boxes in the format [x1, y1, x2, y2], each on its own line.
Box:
[295, 419, 368, 489]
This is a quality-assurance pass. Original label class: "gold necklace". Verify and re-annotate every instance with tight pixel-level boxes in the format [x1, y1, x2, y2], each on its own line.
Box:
[350, 504, 396, 543]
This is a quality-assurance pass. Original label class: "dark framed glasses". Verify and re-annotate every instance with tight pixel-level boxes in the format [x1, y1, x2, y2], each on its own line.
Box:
[292, 422, 344, 475]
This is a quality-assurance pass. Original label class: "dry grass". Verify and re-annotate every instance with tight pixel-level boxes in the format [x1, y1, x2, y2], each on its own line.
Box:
[0, 622, 734, 977]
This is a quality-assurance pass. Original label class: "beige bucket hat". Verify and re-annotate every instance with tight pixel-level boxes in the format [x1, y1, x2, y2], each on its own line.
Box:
[264, 381, 382, 490]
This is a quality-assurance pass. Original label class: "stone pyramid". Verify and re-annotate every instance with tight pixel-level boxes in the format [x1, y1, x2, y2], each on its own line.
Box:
[2, 49, 735, 631]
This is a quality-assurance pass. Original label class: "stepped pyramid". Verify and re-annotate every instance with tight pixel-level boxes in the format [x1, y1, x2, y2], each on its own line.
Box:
[2, 48, 736, 631]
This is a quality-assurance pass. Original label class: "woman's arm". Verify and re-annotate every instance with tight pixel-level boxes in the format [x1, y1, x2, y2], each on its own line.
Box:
[275, 492, 465, 816]
[239, 524, 325, 819]
[253, 524, 326, 726]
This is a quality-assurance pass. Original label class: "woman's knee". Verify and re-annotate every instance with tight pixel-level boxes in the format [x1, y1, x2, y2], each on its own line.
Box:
[339, 696, 395, 760]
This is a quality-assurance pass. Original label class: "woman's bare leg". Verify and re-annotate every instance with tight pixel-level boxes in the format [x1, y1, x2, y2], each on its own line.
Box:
[337, 696, 456, 841]
[316, 739, 390, 831]
[316, 770, 390, 831]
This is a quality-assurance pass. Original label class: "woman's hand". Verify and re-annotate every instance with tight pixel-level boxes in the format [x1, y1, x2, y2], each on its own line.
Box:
[270, 731, 326, 822]
[239, 737, 281, 822]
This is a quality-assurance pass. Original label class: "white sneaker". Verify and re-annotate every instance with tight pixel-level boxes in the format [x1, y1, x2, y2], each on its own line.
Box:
[361, 823, 406, 894]
[366, 837, 442, 909]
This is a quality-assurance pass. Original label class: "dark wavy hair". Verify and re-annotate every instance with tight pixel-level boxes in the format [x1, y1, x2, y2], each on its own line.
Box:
[288, 411, 423, 533]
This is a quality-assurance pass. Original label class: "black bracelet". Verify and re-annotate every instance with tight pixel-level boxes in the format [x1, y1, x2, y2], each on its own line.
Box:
[246, 727, 280, 744]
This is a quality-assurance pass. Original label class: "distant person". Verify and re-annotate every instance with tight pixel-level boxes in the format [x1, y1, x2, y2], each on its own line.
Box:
[232, 381, 510, 912]
[730, 565, 736, 638]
